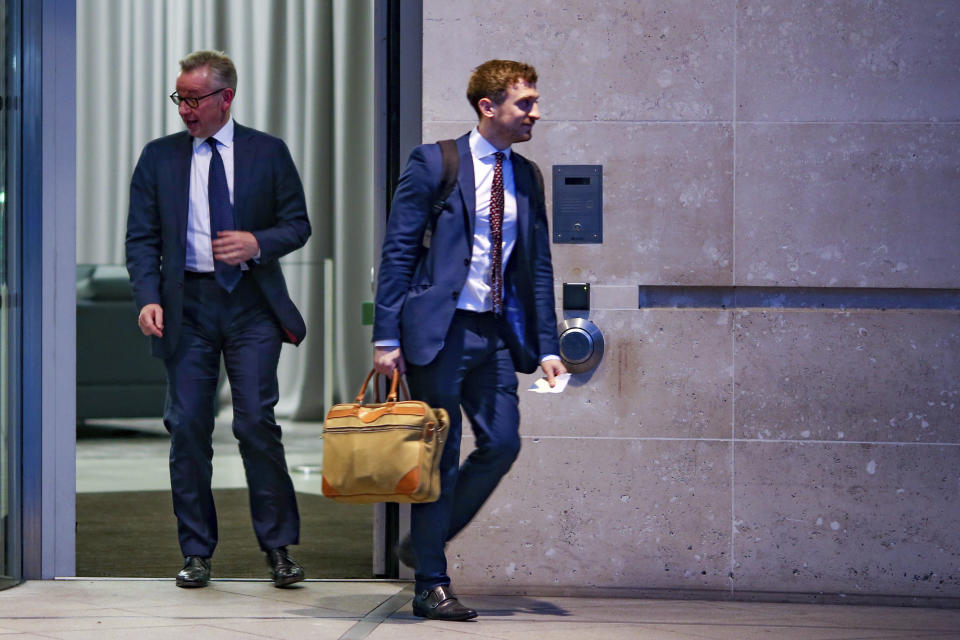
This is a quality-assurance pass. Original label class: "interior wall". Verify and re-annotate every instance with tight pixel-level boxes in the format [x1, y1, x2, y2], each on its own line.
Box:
[422, 0, 960, 602]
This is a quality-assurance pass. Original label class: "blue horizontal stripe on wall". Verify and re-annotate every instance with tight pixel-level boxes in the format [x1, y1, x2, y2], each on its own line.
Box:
[637, 286, 960, 311]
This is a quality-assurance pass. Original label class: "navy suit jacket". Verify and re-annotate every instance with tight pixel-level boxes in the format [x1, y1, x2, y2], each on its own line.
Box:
[126, 123, 311, 360]
[374, 133, 559, 374]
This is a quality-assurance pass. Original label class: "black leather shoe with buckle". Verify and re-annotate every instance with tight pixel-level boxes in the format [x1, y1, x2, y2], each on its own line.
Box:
[412, 585, 478, 621]
[176, 556, 211, 588]
[266, 547, 305, 587]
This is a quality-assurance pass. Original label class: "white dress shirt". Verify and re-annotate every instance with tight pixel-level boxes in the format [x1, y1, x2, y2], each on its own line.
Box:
[457, 128, 518, 312]
[185, 118, 235, 273]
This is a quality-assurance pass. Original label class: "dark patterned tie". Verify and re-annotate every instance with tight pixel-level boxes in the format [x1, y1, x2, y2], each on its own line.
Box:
[207, 137, 242, 292]
[489, 151, 505, 315]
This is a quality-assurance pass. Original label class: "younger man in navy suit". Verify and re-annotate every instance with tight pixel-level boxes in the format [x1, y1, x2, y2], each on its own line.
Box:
[373, 60, 566, 620]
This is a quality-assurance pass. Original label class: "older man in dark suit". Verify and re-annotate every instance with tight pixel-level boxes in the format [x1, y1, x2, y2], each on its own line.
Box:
[126, 50, 309, 589]
[373, 59, 566, 620]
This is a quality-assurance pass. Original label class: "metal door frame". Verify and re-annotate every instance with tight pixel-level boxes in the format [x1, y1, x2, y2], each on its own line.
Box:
[372, 0, 421, 580]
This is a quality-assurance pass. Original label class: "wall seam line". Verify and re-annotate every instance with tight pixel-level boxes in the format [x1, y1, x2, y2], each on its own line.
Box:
[427, 119, 960, 126]
[730, 0, 739, 598]
[506, 435, 960, 447]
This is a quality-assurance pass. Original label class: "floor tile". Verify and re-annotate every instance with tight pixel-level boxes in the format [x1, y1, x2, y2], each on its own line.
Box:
[0, 609, 167, 633]
[205, 618, 357, 640]
[4, 571, 959, 639]
[76, 417, 327, 494]
[43, 624, 281, 639]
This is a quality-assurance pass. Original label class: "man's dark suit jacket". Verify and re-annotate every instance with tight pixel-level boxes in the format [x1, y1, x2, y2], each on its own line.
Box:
[126, 123, 311, 359]
[374, 133, 559, 374]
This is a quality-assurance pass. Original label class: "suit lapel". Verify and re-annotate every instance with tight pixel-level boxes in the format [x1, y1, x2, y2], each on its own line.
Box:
[512, 155, 532, 255]
[454, 134, 476, 246]
[174, 134, 193, 249]
[232, 123, 254, 230]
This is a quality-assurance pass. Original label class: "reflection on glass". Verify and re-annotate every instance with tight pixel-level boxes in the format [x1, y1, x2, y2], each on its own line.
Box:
[0, 0, 7, 583]
[1, 0, 21, 588]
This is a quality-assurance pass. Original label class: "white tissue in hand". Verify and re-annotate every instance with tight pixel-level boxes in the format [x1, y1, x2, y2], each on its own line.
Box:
[528, 372, 571, 393]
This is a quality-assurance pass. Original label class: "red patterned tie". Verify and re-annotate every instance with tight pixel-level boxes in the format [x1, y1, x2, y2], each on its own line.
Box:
[490, 152, 505, 315]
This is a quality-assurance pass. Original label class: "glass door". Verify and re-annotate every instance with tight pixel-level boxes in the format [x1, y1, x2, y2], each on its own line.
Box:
[0, 0, 21, 589]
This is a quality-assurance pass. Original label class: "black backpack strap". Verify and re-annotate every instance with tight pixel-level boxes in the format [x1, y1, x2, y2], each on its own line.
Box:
[433, 139, 459, 215]
[421, 139, 459, 250]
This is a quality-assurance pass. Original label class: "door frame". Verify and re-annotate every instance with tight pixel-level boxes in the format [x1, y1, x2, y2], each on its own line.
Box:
[372, 0, 421, 580]
[21, 0, 76, 579]
[23, 0, 425, 580]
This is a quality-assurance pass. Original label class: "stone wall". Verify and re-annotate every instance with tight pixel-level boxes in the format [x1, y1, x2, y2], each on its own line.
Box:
[422, 0, 960, 602]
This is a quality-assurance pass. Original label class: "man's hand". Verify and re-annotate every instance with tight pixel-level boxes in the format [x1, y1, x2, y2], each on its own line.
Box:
[213, 230, 260, 265]
[138, 303, 164, 338]
[374, 346, 406, 377]
[541, 358, 567, 388]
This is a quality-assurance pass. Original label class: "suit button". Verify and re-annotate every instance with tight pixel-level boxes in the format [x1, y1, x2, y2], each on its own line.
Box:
[451, 291, 459, 299]
[463, 258, 470, 266]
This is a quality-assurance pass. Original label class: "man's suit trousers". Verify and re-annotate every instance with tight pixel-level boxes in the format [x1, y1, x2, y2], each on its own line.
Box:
[163, 271, 300, 557]
[405, 310, 522, 593]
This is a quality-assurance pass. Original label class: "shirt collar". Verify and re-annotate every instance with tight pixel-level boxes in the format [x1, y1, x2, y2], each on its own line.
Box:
[193, 117, 235, 151]
[470, 127, 511, 161]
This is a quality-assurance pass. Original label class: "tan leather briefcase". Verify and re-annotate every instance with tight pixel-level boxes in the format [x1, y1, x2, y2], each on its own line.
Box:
[321, 369, 449, 503]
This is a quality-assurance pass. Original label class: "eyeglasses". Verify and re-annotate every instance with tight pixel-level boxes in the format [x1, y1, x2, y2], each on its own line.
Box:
[169, 87, 228, 109]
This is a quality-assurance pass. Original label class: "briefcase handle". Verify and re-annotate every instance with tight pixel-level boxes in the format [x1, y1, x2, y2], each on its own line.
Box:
[356, 368, 411, 404]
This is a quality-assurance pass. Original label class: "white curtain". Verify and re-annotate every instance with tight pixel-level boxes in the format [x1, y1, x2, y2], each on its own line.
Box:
[76, 0, 375, 418]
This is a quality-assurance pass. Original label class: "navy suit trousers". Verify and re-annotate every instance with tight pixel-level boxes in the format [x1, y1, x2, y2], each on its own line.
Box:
[405, 310, 522, 593]
[163, 272, 300, 557]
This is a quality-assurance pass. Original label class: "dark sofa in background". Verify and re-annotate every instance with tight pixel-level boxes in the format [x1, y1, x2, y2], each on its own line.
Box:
[76, 264, 167, 422]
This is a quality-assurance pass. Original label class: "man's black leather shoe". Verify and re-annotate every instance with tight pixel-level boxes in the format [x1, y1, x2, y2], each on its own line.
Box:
[176, 556, 211, 588]
[397, 535, 417, 569]
[412, 585, 478, 621]
[266, 547, 305, 587]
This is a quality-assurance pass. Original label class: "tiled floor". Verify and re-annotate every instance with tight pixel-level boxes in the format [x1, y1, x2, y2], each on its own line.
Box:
[0, 579, 958, 639]
[64, 419, 960, 639]
[76, 417, 328, 495]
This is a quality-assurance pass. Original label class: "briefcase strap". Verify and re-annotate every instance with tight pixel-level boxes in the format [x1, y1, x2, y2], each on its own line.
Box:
[356, 368, 410, 404]
[373, 374, 412, 404]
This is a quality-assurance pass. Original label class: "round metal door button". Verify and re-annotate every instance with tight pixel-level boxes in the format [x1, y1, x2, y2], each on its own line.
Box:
[559, 328, 593, 364]
[557, 318, 604, 373]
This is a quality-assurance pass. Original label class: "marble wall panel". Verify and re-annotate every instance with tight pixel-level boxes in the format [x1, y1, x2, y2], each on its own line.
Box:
[734, 441, 960, 597]
[735, 310, 960, 444]
[422, 0, 735, 123]
[735, 123, 960, 288]
[737, 0, 960, 122]
[423, 121, 735, 286]
[420, 122, 475, 146]
[449, 438, 732, 591]
[519, 309, 732, 440]
[421, 0, 960, 601]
